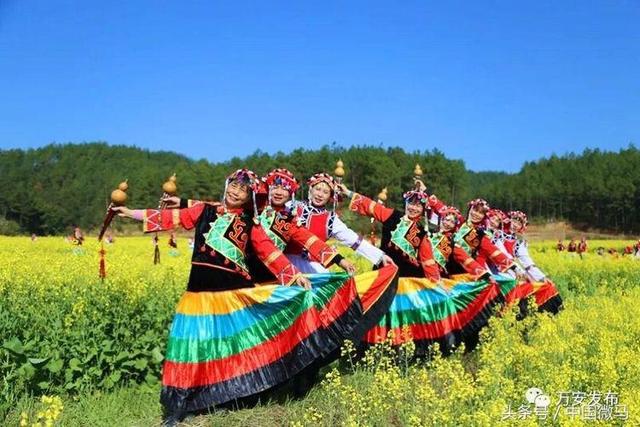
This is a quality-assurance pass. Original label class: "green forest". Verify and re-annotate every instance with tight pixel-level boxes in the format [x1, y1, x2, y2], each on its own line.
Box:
[0, 143, 638, 234]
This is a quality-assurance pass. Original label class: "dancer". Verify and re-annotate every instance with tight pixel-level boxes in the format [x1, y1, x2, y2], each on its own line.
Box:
[485, 208, 508, 241]
[499, 210, 563, 314]
[430, 206, 488, 279]
[452, 199, 515, 274]
[286, 173, 391, 273]
[577, 237, 588, 259]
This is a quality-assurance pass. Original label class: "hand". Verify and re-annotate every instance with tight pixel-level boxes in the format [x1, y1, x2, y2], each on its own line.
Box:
[335, 183, 351, 197]
[294, 275, 312, 290]
[380, 255, 395, 266]
[110, 206, 133, 219]
[339, 259, 357, 275]
[161, 196, 181, 208]
[413, 178, 427, 192]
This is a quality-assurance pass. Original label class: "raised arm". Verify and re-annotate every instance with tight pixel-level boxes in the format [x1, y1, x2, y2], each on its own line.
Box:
[452, 245, 489, 279]
[112, 204, 206, 232]
[414, 179, 448, 216]
[335, 183, 395, 223]
[348, 192, 395, 223]
[515, 241, 546, 282]
[479, 236, 515, 273]
[329, 216, 385, 266]
[287, 221, 355, 273]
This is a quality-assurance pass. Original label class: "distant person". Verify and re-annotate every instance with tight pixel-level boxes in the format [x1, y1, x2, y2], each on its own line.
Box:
[634, 240, 640, 259]
[556, 239, 565, 252]
[105, 230, 114, 244]
[72, 226, 84, 246]
[623, 245, 633, 256]
[596, 247, 606, 256]
[577, 237, 588, 259]
[168, 231, 180, 257]
[31, 233, 37, 242]
[567, 239, 577, 253]
[168, 231, 178, 249]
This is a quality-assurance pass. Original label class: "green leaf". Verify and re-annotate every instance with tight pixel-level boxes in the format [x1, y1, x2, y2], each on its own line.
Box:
[83, 349, 98, 363]
[18, 362, 36, 379]
[133, 358, 148, 370]
[3, 337, 24, 355]
[144, 373, 160, 385]
[47, 359, 64, 373]
[28, 356, 51, 368]
[69, 357, 82, 371]
[151, 347, 164, 363]
[88, 367, 103, 377]
[115, 351, 131, 363]
[109, 371, 121, 384]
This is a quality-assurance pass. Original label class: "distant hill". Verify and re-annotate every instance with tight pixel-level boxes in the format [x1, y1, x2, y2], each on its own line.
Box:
[1, 142, 639, 234]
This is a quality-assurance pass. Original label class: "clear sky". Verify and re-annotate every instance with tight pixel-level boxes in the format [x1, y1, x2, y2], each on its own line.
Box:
[0, 1, 638, 172]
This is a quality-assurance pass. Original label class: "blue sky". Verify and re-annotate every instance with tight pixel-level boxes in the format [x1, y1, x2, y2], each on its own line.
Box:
[0, 0, 638, 172]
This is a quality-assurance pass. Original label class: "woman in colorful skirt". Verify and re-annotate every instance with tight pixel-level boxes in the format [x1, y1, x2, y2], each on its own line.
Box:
[451, 199, 515, 273]
[254, 169, 397, 327]
[337, 182, 504, 355]
[427, 205, 515, 349]
[495, 210, 563, 314]
[113, 169, 370, 424]
[286, 173, 393, 273]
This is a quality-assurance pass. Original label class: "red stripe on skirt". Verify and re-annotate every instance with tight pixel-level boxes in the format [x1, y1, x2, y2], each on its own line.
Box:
[359, 265, 397, 313]
[506, 280, 559, 306]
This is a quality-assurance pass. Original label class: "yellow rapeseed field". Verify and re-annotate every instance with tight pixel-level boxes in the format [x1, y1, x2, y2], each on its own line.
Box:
[1, 236, 639, 426]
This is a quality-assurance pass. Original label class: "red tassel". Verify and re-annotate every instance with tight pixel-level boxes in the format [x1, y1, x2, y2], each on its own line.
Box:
[99, 243, 107, 280]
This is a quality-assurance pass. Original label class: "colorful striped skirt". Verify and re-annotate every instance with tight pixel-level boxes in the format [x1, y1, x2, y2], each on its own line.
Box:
[160, 264, 398, 414]
[502, 277, 563, 314]
[363, 274, 515, 355]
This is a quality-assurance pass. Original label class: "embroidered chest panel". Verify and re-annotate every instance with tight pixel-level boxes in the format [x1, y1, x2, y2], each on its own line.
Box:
[296, 204, 334, 241]
[455, 223, 483, 256]
[489, 229, 505, 243]
[431, 233, 452, 268]
[203, 213, 249, 272]
[500, 233, 522, 257]
[259, 208, 291, 251]
[390, 217, 422, 261]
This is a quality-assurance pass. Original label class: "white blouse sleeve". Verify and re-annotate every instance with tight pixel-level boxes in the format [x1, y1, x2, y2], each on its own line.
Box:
[516, 241, 546, 282]
[330, 216, 384, 266]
